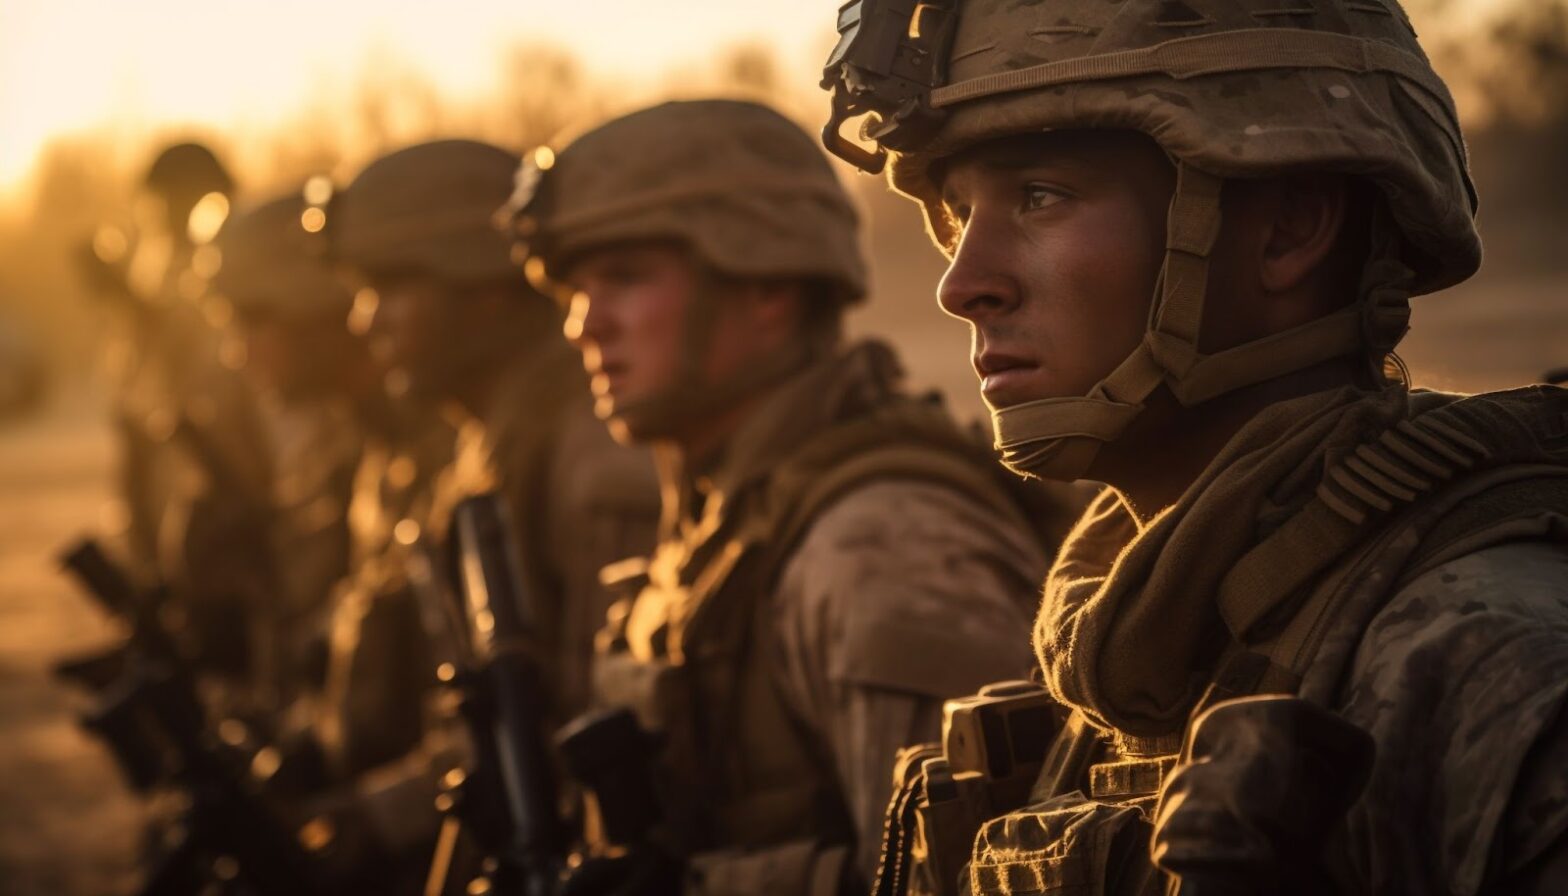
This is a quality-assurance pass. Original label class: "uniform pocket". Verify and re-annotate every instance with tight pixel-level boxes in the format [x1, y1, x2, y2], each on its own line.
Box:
[968, 793, 1159, 896]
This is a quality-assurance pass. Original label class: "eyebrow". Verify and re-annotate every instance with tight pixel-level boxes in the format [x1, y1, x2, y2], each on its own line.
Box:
[938, 148, 1094, 207]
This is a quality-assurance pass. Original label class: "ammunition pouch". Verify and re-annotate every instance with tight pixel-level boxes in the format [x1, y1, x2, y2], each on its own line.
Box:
[967, 794, 1159, 896]
[875, 680, 1064, 896]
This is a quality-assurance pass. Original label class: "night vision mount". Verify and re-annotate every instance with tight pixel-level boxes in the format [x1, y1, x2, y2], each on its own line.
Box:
[820, 0, 959, 175]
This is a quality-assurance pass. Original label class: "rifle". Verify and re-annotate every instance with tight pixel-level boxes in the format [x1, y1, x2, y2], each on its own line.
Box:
[55, 538, 329, 896]
[424, 493, 568, 896]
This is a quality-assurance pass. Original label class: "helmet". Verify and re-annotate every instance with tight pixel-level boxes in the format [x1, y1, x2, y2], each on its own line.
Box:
[501, 99, 870, 437]
[325, 139, 521, 284]
[213, 193, 350, 320]
[821, 0, 1478, 480]
[143, 141, 234, 201]
[503, 99, 867, 304]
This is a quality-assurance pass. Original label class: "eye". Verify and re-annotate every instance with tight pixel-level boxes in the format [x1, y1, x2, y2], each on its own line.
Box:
[1023, 183, 1067, 212]
[601, 258, 651, 287]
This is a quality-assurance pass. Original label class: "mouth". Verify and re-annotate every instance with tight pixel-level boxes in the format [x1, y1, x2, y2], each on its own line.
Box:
[974, 351, 1040, 404]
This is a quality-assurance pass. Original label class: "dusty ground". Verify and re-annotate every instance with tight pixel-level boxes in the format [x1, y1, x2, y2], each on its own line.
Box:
[0, 400, 142, 896]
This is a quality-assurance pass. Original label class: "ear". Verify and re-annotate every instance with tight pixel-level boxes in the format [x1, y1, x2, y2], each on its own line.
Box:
[1258, 175, 1348, 295]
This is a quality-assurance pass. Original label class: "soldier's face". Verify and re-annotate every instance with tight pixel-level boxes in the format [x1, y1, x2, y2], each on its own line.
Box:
[562, 243, 696, 432]
[935, 130, 1174, 411]
[564, 242, 774, 441]
[239, 310, 360, 402]
[361, 271, 468, 398]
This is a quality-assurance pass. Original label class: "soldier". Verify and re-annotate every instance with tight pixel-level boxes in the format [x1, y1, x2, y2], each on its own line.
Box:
[210, 192, 380, 721]
[78, 141, 274, 686]
[502, 99, 1051, 892]
[310, 139, 661, 865]
[818, 1, 1568, 893]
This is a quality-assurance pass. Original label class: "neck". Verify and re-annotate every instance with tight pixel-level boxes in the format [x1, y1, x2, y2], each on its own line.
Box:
[667, 386, 776, 480]
[447, 359, 506, 423]
[1093, 359, 1365, 525]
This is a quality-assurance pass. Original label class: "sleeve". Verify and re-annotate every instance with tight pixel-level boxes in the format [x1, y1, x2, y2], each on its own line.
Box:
[1336, 539, 1568, 896]
[769, 479, 1046, 882]
[1497, 689, 1568, 881]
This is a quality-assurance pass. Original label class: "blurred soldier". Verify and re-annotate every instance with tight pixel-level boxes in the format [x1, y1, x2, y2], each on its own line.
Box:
[819, 0, 1568, 893]
[504, 99, 1051, 892]
[311, 138, 661, 865]
[78, 141, 274, 685]
[210, 192, 377, 719]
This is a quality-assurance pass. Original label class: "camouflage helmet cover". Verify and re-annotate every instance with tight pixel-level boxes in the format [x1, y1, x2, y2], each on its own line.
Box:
[331, 139, 521, 284]
[879, 0, 1479, 296]
[506, 99, 869, 303]
[214, 193, 350, 319]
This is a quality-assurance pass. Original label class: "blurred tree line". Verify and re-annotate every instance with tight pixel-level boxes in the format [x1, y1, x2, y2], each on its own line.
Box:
[0, 2, 1563, 407]
[0, 41, 793, 404]
[1427, 0, 1568, 271]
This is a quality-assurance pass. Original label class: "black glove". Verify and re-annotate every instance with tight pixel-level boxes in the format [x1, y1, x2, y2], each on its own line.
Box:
[1152, 695, 1375, 896]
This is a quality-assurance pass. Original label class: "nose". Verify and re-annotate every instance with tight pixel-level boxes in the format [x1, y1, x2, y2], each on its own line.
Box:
[346, 287, 379, 338]
[563, 290, 593, 348]
[564, 287, 621, 352]
[937, 221, 1021, 324]
[364, 285, 402, 338]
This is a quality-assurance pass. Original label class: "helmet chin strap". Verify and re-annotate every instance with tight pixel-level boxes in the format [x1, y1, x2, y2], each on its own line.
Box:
[602, 270, 826, 441]
[993, 162, 1372, 482]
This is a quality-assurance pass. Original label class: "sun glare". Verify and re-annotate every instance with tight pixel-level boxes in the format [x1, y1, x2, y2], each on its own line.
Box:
[0, 0, 838, 198]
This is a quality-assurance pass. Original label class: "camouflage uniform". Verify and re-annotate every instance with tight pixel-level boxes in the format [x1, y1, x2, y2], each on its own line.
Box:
[817, 1, 1568, 893]
[507, 100, 1053, 891]
[311, 139, 660, 857]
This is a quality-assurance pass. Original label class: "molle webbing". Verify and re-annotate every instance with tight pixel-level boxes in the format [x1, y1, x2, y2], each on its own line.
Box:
[1218, 388, 1568, 691]
[765, 399, 1034, 560]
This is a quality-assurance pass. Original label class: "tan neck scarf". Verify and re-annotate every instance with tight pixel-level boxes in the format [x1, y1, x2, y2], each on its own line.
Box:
[1035, 384, 1424, 737]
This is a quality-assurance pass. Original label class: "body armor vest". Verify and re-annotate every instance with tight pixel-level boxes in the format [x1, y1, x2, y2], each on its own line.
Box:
[592, 355, 1036, 876]
[883, 386, 1568, 896]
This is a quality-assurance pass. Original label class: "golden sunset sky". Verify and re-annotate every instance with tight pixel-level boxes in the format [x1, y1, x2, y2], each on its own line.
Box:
[0, 0, 1507, 196]
[0, 0, 840, 194]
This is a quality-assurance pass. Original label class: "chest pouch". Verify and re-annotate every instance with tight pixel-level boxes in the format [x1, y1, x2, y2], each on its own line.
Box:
[967, 792, 1160, 896]
[876, 680, 1065, 896]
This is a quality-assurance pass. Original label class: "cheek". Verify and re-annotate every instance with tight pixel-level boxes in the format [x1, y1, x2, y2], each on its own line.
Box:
[243, 328, 286, 373]
[244, 326, 310, 388]
[701, 305, 758, 382]
[619, 281, 691, 386]
[379, 293, 443, 353]
[1019, 207, 1162, 385]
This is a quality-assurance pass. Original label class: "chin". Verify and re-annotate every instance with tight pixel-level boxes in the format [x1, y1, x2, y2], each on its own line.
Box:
[603, 418, 638, 446]
[981, 389, 1045, 413]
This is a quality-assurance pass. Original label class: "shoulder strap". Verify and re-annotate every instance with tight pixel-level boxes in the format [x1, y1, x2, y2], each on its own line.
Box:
[1210, 388, 1568, 697]
[760, 395, 1034, 569]
[776, 441, 1029, 565]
